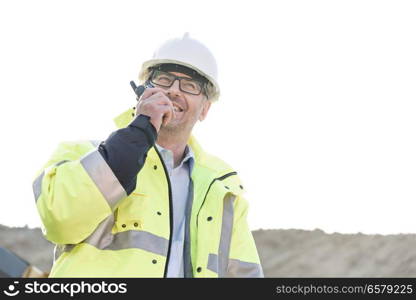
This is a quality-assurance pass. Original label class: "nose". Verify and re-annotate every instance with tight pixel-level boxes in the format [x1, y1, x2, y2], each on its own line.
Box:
[166, 79, 182, 97]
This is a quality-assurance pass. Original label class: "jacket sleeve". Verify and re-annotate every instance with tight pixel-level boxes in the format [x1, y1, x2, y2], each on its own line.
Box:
[33, 115, 157, 245]
[227, 195, 264, 277]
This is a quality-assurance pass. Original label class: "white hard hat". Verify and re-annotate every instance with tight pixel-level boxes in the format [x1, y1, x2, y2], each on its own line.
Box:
[139, 33, 220, 101]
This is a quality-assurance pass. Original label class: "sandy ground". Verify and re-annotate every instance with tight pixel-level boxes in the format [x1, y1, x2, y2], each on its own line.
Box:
[253, 229, 416, 277]
[1, 224, 416, 277]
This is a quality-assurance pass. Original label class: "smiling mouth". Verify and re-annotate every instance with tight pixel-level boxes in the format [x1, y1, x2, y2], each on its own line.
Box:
[172, 104, 184, 112]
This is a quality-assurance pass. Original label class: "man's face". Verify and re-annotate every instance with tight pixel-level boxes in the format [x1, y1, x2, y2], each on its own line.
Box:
[153, 71, 211, 133]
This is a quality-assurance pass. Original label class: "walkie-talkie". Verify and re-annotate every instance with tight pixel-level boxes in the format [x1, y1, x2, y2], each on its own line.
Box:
[130, 81, 154, 100]
[130, 80, 171, 126]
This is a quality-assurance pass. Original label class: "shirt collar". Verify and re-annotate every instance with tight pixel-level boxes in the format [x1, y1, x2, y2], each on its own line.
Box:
[155, 143, 195, 171]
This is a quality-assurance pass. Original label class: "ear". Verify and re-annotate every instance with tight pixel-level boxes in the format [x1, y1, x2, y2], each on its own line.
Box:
[199, 100, 212, 121]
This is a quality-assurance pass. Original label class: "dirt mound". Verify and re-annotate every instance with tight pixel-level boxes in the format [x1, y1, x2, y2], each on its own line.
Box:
[253, 229, 416, 277]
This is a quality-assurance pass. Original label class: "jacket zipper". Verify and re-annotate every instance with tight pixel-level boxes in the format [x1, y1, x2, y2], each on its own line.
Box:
[154, 147, 173, 278]
[196, 171, 237, 228]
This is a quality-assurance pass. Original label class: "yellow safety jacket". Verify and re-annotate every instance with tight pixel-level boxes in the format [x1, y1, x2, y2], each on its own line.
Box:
[33, 108, 263, 277]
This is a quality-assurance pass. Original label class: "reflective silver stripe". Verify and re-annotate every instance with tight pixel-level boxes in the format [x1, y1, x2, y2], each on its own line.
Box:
[84, 215, 115, 249]
[54, 244, 75, 262]
[106, 230, 169, 257]
[80, 149, 126, 209]
[59, 228, 169, 258]
[207, 253, 219, 273]
[33, 171, 44, 202]
[64, 231, 169, 256]
[227, 258, 264, 277]
[207, 254, 263, 277]
[33, 160, 69, 203]
[217, 193, 235, 277]
[207, 194, 263, 277]
[55, 214, 115, 261]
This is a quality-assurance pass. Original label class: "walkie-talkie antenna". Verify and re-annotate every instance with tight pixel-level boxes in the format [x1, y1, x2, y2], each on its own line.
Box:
[130, 81, 145, 99]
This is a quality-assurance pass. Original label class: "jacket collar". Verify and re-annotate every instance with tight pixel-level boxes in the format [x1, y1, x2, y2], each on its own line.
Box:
[113, 107, 243, 215]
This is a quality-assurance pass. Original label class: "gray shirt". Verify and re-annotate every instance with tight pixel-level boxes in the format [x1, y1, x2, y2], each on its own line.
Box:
[155, 144, 194, 277]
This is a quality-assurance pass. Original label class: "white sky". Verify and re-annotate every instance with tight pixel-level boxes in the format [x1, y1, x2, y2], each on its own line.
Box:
[0, 0, 415, 234]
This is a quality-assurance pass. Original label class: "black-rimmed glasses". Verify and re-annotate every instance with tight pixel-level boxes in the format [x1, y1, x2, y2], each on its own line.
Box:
[150, 70, 205, 95]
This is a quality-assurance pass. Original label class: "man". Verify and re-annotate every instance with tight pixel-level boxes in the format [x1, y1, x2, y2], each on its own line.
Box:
[33, 33, 263, 278]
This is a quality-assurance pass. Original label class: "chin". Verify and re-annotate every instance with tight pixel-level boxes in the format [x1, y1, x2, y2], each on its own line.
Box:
[161, 119, 194, 134]
[161, 121, 185, 132]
